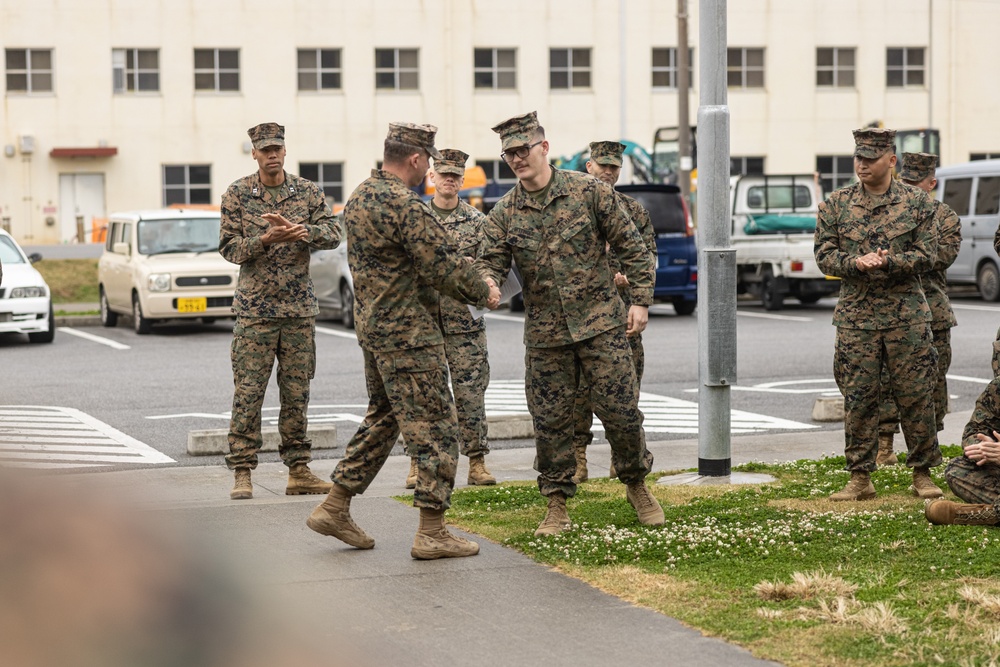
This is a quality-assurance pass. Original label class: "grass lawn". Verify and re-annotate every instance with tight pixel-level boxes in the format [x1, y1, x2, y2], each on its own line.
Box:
[440, 445, 999, 667]
[33, 258, 99, 304]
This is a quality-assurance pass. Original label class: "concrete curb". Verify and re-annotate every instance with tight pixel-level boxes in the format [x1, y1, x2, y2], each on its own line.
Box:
[55, 315, 102, 327]
[811, 396, 845, 422]
[487, 413, 534, 439]
[187, 424, 338, 456]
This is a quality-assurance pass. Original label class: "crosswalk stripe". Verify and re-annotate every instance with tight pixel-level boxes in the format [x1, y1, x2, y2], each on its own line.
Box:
[0, 405, 174, 469]
[483, 380, 817, 434]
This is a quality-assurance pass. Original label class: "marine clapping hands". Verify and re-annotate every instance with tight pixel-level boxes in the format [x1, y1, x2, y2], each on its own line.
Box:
[967, 432, 1000, 466]
[260, 212, 309, 245]
[855, 248, 889, 272]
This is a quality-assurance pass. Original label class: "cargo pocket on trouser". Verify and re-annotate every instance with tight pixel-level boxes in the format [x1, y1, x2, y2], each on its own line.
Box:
[392, 351, 452, 423]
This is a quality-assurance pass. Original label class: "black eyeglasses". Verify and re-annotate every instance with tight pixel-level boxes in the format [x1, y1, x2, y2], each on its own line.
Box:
[501, 140, 542, 163]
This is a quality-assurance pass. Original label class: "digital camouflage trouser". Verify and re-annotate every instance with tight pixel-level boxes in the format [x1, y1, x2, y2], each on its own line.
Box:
[834, 324, 942, 472]
[443, 328, 490, 458]
[572, 332, 644, 451]
[226, 316, 316, 470]
[879, 326, 951, 435]
[945, 455, 1000, 511]
[527, 326, 652, 498]
[334, 345, 460, 510]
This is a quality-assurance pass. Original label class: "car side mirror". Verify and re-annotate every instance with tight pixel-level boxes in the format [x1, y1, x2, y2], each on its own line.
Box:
[113, 242, 131, 257]
[27, 252, 42, 264]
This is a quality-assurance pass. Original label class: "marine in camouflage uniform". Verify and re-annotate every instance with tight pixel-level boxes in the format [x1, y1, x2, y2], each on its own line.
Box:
[476, 112, 664, 536]
[306, 123, 498, 560]
[877, 153, 962, 464]
[925, 373, 1000, 526]
[410, 148, 495, 487]
[220, 122, 343, 500]
[814, 128, 944, 501]
[572, 141, 657, 483]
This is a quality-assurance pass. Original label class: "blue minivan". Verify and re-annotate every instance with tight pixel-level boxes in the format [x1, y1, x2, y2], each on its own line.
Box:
[616, 183, 698, 315]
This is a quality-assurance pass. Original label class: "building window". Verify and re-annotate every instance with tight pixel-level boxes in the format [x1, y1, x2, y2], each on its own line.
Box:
[549, 48, 591, 89]
[816, 47, 855, 88]
[5, 48, 53, 93]
[194, 48, 240, 92]
[474, 48, 516, 90]
[816, 155, 854, 197]
[375, 48, 418, 90]
[886, 47, 925, 87]
[971, 153, 1000, 161]
[162, 165, 211, 206]
[299, 162, 344, 206]
[297, 48, 341, 91]
[112, 48, 159, 93]
[651, 48, 693, 89]
[727, 47, 764, 88]
[730, 156, 765, 176]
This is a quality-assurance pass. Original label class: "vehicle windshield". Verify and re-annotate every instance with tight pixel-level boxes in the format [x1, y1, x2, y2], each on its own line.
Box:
[138, 217, 221, 255]
[746, 185, 813, 210]
[0, 236, 26, 264]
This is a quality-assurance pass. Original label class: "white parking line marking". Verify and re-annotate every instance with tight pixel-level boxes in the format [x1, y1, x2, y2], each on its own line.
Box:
[316, 326, 358, 340]
[952, 303, 1000, 312]
[0, 406, 174, 469]
[736, 311, 813, 322]
[947, 374, 992, 385]
[58, 327, 131, 350]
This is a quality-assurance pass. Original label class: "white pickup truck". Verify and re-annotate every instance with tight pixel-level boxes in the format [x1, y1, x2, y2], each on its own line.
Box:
[730, 174, 840, 310]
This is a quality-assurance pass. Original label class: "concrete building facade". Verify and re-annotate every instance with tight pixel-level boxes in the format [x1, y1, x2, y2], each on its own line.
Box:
[2, 0, 998, 243]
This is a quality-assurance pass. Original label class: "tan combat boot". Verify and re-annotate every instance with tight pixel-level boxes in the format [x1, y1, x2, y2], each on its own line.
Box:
[306, 484, 375, 549]
[572, 446, 588, 484]
[911, 467, 944, 499]
[876, 433, 897, 467]
[286, 462, 334, 495]
[925, 499, 1000, 525]
[405, 458, 418, 490]
[626, 481, 666, 526]
[467, 455, 497, 486]
[230, 468, 252, 500]
[410, 508, 480, 560]
[534, 492, 572, 537]
[830, 471, 876, 501]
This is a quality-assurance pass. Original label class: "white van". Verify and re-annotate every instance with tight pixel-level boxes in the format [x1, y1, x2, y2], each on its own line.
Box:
[98, 208, 239, 334]
[937, 159, 1000, 300]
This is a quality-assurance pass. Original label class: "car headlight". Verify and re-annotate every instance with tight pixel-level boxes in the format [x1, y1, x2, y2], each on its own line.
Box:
[148, 273, 172, 292]
[9, 286, 47, 298]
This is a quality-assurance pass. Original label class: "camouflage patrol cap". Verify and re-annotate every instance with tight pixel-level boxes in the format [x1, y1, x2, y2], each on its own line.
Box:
[433, 149, 469, 176]
[852, 128, 896, 159]
[589, 141, 627, 167]
[386, 122, 442, 159]
[247, 122, 285, 150]
[900, 152, 939, 183]
[492, 111, 540, 151]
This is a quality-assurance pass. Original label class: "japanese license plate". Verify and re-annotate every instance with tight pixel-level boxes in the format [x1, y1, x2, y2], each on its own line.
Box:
[177, 297, 207, 313]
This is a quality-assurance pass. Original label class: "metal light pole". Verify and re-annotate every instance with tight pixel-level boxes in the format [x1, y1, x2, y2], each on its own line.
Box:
[696, 0, 735, 476]
[677, 0, 691, 202]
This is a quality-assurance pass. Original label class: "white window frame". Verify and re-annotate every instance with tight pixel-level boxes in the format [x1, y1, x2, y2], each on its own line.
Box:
[473, 47, 517, 90]
[162, 165, 212, 206]
[194, 48, 240, 92]
[816, 47, 855, 88]
[5, 48, 54, 93]
[112, 48, 160, 93]
[651, 47, 693, 89]
[374, 48, 419, 91]
[297, 48, 342, 91]
[886, 47, 926, 88]
[727, 47, 765, 89]
[549, 47, 592, 90]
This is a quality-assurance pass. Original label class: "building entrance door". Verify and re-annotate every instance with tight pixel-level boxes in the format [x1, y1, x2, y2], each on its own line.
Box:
[59, 173, 106, 242]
